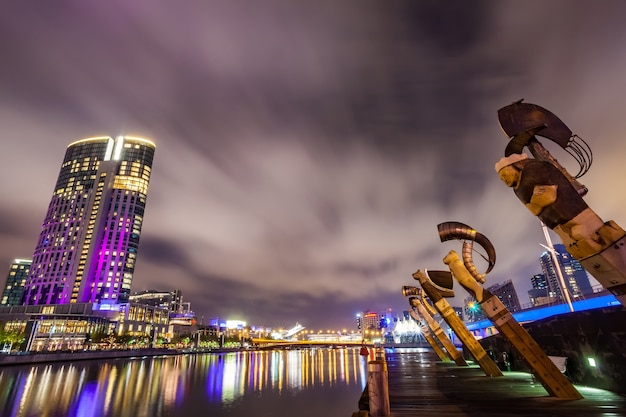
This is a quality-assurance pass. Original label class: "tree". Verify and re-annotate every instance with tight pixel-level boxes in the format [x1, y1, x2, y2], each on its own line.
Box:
[0, 327, 25, 353]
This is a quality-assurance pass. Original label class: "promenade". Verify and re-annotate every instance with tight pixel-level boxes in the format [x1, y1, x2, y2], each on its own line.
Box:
[382, 348, 626, 417]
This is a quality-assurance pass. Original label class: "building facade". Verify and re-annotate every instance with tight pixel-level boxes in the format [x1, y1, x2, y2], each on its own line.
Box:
[528, 273, 554, 307]
[1, 259, 31, 306]
[487, 279, 522, 312]
[539, 244, 593, 303]
[21, 136, 155, 306]
[0, 301, 169, 351]
[129, 290, 183, 313]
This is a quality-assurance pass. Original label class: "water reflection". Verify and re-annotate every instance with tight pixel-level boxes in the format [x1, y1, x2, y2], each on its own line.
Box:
[0, 348, 367, 417]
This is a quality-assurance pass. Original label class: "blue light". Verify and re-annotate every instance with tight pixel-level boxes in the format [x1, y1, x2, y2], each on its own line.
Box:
[466, 294, 620, 332]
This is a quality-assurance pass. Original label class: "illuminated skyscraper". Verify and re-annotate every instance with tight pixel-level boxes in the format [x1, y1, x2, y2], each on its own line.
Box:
[539, 244, 593, 303]
[486, 279, 521, 312]
[22, 136, 155, 306]
[1, 259, 31, 306]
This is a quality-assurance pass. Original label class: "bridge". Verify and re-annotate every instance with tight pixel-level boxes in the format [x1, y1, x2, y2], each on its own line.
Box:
[250, 338, 369, 350]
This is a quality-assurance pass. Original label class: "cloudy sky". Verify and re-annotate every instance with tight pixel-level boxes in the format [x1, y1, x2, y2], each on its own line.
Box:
[2, 1, 626, 330]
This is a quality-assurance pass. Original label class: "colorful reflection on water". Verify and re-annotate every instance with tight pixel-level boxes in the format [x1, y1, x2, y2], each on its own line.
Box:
[0, 348, 368, 417]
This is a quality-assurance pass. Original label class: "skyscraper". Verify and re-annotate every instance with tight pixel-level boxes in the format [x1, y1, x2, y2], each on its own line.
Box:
[486, 279, 521, 312]
[539, 243, 593, 303]
[528, 273, 554, 307]
[1, 259, 31, 306]
[22, 136, 155, 306]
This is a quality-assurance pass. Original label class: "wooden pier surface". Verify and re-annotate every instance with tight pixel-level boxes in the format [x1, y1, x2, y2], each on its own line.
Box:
[384, 348, 626, 417]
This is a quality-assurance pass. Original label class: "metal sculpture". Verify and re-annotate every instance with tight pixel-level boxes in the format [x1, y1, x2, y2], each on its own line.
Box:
[438, 221, 583, 399]
[495, 101, 626, 306]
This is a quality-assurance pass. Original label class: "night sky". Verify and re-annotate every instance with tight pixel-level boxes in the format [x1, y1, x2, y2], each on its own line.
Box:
[2, 1, 626, 330]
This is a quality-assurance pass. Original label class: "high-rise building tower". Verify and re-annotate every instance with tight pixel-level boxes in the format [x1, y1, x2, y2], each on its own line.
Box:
[22, 136, 155, 306]
[486, 279, 522, 312]
[539, 243, 593, 303]
[1, 259, 32, 306]
[528, 273, 554, 307]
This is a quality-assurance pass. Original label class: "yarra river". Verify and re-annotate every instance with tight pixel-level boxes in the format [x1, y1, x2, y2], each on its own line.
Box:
[0, 347, 369, 417]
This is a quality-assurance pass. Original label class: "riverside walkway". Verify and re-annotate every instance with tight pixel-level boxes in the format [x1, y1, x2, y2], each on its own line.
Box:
[383, 348, 625, 417]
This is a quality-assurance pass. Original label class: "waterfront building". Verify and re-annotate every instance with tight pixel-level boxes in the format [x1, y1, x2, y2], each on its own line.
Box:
[356, 310, 386, 342]
[129, 289, 198, 337]
[539, 244, 593, 303]
[0, 301, 169, 351]
[528, 273, 555, 307]
[1, 259, 31, 306]
[463, 282, 519, 323]
[487, 279, 522, 312]
[21, 136, 155, 306]
[129, 289, 183, 313]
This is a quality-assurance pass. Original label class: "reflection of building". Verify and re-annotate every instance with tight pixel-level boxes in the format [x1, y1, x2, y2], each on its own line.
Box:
[539, 244, 593, 303]
[21, 136, 155, 306]
[1, 259, 31, 306]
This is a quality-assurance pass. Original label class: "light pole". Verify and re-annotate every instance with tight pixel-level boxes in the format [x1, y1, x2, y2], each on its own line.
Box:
[541, 222, 574, 312]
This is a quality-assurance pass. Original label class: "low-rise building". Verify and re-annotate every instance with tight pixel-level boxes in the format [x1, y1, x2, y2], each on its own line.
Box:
[0, 302, 169, 351]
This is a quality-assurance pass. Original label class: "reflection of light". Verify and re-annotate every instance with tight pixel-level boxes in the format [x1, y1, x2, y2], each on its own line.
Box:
[0, 348, 366, 415]
[10, 367, 36, 417]
[104, 365, 116, 413]
[206, 355, 224, 403]
[220, 353, 242, 404]
[73, 381, 98, 417]
[287, 350, 302, 390]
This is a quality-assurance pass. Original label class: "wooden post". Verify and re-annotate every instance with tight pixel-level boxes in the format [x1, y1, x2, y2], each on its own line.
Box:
[408, 309, 451, 362]
[444, 249, 583, 399]
[367, 359, 390, 417]
[411, 300, 467, 366]
[413, 270, 503, 377]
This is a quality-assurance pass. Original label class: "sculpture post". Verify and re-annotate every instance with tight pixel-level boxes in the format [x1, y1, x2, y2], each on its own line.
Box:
[407, 307, 451, 362]
[405, 293, 467, 366]
[496, 101, 626, 306]
[443, 249, 583, 399]
[437, 220, 583, 399]
[413, 270, 502, 377]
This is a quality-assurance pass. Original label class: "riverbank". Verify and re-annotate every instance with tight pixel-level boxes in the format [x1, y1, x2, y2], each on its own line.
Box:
[0, 347, 244, 366]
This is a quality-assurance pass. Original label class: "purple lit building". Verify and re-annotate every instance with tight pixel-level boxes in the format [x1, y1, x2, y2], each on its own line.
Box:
[21, 136, 155, 306]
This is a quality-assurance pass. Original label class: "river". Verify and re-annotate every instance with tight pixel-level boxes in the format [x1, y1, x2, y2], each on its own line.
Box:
[0, 347, 368, 417]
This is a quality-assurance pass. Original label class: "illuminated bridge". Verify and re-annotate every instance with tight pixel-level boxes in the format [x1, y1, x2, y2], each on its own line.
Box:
[250, 339, 367, 350]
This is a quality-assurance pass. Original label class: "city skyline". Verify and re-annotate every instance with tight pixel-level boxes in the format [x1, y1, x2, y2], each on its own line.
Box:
[2, 2, 626, 329]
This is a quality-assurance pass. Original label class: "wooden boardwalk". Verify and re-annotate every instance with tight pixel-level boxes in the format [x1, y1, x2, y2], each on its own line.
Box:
[384, 348, 626, 417]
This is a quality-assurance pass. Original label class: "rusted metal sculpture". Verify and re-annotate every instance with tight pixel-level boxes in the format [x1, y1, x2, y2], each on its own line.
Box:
[439, 221, 583, 399]
[412, 270, 503, 377]
[496, 101, 626, 306]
